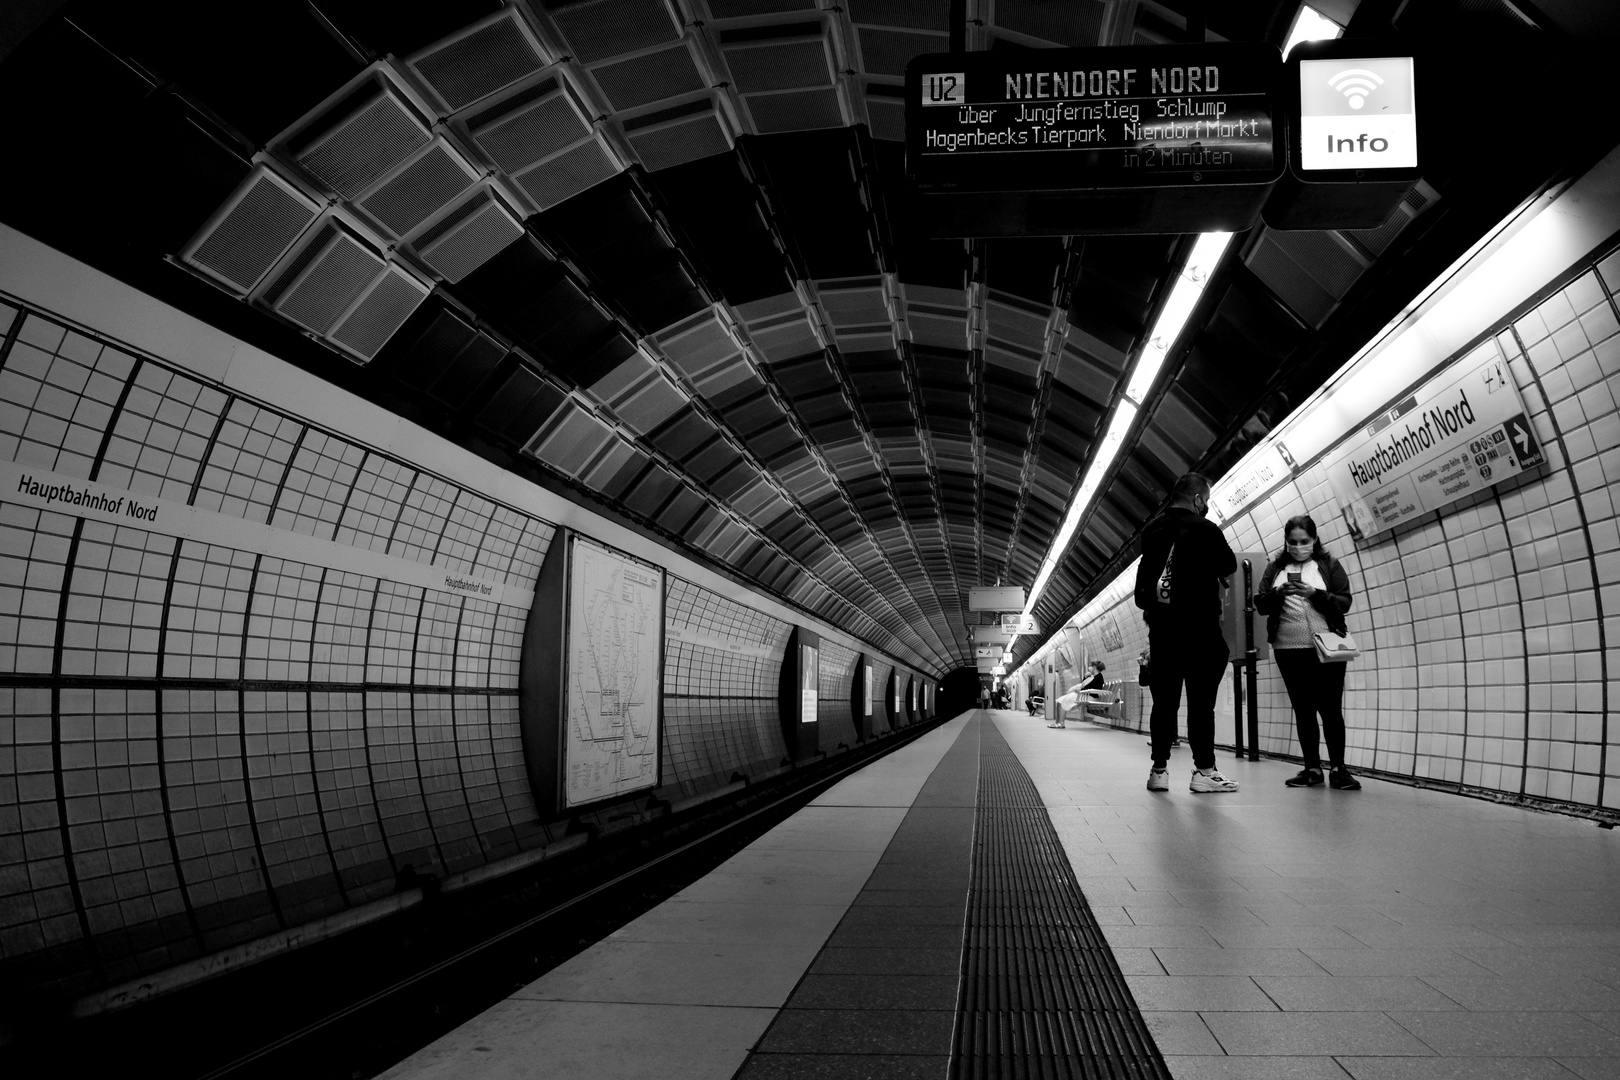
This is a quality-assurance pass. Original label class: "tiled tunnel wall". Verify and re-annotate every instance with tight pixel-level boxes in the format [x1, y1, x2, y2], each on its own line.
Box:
[1056, 241, 1619, 812]
[0, 300, 921, 999]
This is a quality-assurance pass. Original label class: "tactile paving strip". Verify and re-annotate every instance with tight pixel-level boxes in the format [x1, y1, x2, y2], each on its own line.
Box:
[950, 722, 1172, 1080]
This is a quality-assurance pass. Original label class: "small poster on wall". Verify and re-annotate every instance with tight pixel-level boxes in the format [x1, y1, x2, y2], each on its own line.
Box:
[800, 642, 819, 723]
[1100, 614, 1124, 651]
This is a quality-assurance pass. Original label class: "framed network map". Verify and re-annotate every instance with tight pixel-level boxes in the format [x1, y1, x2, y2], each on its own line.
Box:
[562, 534, 665, 807]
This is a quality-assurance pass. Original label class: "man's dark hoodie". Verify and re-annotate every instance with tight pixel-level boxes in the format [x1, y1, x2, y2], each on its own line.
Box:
[1133, 506, 1237, 633]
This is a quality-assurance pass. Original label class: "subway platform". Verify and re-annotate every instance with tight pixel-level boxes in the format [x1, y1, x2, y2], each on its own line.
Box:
[380, 711, 1620, 1080]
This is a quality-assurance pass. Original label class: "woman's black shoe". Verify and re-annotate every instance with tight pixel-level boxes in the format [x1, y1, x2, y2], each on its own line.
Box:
[1329, 767, 1361, 790]
[1285, 768, 1324, 787]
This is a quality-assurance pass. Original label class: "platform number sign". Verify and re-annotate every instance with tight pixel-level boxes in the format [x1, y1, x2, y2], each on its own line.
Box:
[923, 72, 964, 106]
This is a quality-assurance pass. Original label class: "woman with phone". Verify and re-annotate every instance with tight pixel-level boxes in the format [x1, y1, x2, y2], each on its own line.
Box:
[1253, 515, 1360, 790]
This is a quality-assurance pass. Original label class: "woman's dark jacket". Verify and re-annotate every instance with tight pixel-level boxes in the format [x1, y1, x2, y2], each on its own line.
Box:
[1251, 551, 1353, 644]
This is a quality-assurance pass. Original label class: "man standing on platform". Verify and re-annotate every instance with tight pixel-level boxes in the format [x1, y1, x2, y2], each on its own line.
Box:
[1134, 473, 1239, 793]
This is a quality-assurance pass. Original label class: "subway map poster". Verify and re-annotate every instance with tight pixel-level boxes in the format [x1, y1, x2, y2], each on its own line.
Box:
[563, 535, 664, 807]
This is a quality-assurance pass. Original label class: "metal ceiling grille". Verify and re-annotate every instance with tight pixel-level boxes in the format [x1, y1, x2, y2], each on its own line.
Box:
[467, 80, 591, 174]
[514, 139, 622, 208]
[185, 169, 318, 293]
[265, 223, 382, 333]
[292, 85, 429, 200]
[41, 0, 1551, 674]
[328, 268, 431, 361]
[356, 142, 476, 236]
[588, 42, 706, 110]
[623, 103, 732, 170]
[413, 189, 524, 283]
[545, 0, 681, 64]
[409, 11, 550, 112]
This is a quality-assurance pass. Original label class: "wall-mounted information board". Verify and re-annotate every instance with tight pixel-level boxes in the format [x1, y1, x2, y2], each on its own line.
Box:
[563, 535, 664, 807]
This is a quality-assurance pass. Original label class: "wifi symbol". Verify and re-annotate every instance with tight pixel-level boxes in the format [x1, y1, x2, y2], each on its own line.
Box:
[1328, 68, 1385, 109]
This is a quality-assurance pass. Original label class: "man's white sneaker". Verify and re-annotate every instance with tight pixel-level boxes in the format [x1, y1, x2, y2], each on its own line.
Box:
[1189, 768, 1239, 793]
[1146, 768, 1170, 792]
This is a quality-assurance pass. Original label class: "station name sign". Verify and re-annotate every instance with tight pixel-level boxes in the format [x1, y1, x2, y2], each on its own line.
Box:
[1323, 345, 1542, 541]
[906, 43, 1281, 192]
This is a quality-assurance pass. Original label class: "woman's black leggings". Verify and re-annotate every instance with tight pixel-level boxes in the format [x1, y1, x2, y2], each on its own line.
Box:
[1273, 647, 1348, 769]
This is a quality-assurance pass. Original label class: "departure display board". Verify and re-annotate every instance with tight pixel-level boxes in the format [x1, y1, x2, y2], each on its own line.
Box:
[907, 43, 1281, 192]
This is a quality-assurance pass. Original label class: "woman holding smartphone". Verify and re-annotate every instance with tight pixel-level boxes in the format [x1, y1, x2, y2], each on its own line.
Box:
[1253, 515, 1360, 790]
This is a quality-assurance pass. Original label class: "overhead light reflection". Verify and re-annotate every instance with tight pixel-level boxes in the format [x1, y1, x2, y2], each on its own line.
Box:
[1123, 231, 1230, 405]
[1284, 4, 1344, 58]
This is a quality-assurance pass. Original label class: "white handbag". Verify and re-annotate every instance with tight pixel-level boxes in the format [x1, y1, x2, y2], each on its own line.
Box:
[1313, 631, 1360, 663]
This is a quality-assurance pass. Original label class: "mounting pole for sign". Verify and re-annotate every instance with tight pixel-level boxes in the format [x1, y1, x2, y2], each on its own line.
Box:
[1243, 559, 1260, 761]
[1185, 3, 1206, 43]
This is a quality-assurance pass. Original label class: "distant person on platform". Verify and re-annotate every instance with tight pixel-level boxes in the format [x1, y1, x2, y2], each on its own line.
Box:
[1134, 473, 1240, 794]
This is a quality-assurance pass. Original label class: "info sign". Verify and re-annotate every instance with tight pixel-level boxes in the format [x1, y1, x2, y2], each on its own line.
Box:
[906, 43, 1281, 192]
[1299, 55, 1416, 171]
[1325, 346, 1543, 542]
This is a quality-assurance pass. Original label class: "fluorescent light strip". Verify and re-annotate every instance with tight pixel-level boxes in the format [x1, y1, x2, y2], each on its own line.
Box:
[1016, 231, 1233, 631]
[1007, 1, 1339, 670]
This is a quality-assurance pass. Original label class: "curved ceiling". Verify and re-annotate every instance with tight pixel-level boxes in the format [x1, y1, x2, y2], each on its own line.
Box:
[0, 0, 1611, 675]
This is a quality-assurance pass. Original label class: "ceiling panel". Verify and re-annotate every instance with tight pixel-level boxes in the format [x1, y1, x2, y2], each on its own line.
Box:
[3, 0, 1601, 676]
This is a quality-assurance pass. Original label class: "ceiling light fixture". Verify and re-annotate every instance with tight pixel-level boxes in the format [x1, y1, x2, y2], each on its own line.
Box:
[1283, 4, 1345, 58]
[1014, 229, 1233, 635]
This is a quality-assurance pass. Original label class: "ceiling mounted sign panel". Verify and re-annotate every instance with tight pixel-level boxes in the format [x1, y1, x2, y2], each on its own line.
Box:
[906, 43, 1281, 190]
[968, 585, 1027, 610]
[905, 43, 1282, 235]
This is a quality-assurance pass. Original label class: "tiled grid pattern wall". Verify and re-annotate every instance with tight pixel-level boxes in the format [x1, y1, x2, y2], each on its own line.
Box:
[0, 308, 551, 994]
[816, 638, 858, 748]
[0, 298, 928, 1000]
[662, 576, 791, 793]
[870, 658, 895, 735]
[1056, 243, 1620, 811]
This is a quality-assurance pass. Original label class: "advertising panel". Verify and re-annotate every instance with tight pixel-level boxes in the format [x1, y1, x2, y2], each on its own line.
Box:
[800, 642, 819, 723]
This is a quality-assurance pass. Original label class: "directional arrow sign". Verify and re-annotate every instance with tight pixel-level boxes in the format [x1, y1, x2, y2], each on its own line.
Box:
[1504, 413, 1539, 460]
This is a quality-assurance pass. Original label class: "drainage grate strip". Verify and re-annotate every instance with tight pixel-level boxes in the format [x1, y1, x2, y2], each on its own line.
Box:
[949, 722, 1172, 1080]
